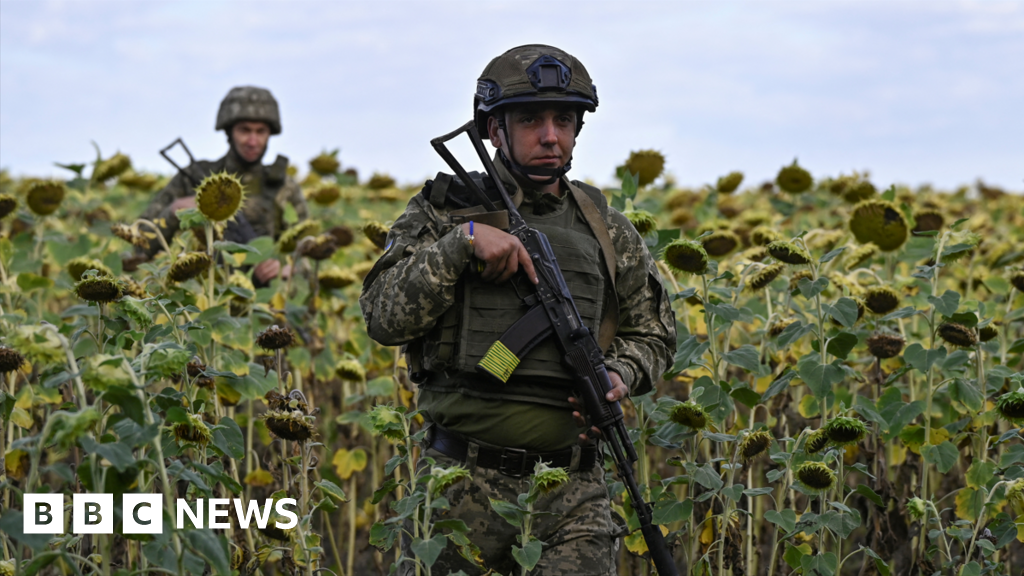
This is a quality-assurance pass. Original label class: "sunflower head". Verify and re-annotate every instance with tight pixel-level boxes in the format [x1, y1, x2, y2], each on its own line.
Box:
[701, 230, 740, 258]
[739, 429, 773, 460]
[866, 333, 905, 359]
[716, 171, 744, 194]
[118, 296, 153, 329]
[92, 153, 132, 182]
[173, 413, 213, 446]
[263, 410, 316, 442]
[75, 275, 124, 303]
[296, 233, 339, 261]
[937, 323, 977, 348]
[368, 173, 397, 190]
[823, 416, 867, 445]
[0, 346, 25, 374]
[863, 286, 900, 315]
[309, 151, 340, 175]
[844, 243, 879, 271]
[308, 182, 342, 206]
[0, 194, 16, 219]
[662, 239, 709, 275]
[168, 252, 212, 283]
[767, 317, 797, 338]
[363, 221, 390, 250]
[741, 246, 769, 263]
[335, 359, 366, 382]
[995, 390, 1024, 422]
[368, 404, 406, 441]
[767, 241, 812, 265]
[843, 180, 876, 204]
[1006, 479, 1024, 517]
[907, 498, 927, 521]
[319, 268, 358, 290]
[277, 220, 322, 253]
[117, 170, 159, 191]
[776, 160, 813, 194]
[530, 462, 571, 497]
[227, 271, 255, 301]
[111, 223, 149, 249]
[669, 401, 709, 430]
[195, 172, 245, 222]
[624, 209, 658, 236]
[978, 324, 998, 343]
[1011, 270, 1024, 293]
[795, 461, 836, 491]
[430, 465, 472, 497]
[749, 263, 785, 291]
[622, 150, 665, 187]
[67, 257, 112, 281]
[750, 226, 782, 247]
[849, 200, 909, 252]
[25, 181, 66, 216]
[328, 225, 355, 248]
[256, 325, 295, 351]
[805, 429, 830, 454]
[913, 209, 944, 233]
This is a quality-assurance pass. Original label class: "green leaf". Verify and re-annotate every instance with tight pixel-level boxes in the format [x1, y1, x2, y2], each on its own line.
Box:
[652, 499, 693, 524]
[101, 385, 146, 425]
[211, 417, 244, 460]
[0, 510, 53, 551]
[784, 543, 811, 570]
[797, 357, 845, 399]
[765, 509, 797, 533]
[671, 335, 710, 373]
[432, 519, 470, 533]
[730, 386, 762, 409]
[489, 498, 525, 528]
[369, 521, 398, 549]
[650, 229, 681, 256]
[690, 463, 724, 492]
[797, 277, 830, 300]
[950, 378, 984, 412]
[819, 246, 846, 263]
[212, 240, 261, 254]
[903, 343, 947, 373]
[884, 400, 924, 439]
[881, 185, 896, 202]
[859, 546, 890, 576]
[722, 483, 745, 501]
[723, 345, 761, 373]
[826, 332, 859, 360]
[922, 441, 959, 474]
[801, 552, 838, 576]
[927, 290, 960, 317]
[511, 538, 543, 571]
[761, 369, 796, 403]
[410, 534, 448, 568]
[881, 306, 921, 321]
[371, 478, 399, 505]
[961, 561, 981, 576]
[965, 460, 996, 489]
[17, 272, 53, 292]
[315, 479, 348, 503]
[855, 484, 884, 507]
[186, 529, 231, 576]
[828, 297, 859, 328]
[79, 437, 135, 472]
[366, 376, 395, 397]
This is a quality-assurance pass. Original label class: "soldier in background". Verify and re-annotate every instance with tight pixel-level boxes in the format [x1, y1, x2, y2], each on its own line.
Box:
[137, 86, 308, 284]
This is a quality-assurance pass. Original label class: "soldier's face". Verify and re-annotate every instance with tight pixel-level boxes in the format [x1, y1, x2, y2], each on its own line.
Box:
[231, 121, 272, 163]
[488, 104, 577, 181]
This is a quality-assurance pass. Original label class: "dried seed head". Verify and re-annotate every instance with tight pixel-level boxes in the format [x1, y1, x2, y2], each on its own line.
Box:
[256, 325, 295, 350]
[367, 173, 396, 190]
[195, 172, 245, 222]
[823, 416, 867, 445]
[25, 180, 66, 215]
[296, 233, 339, 261]
[863, 286, 900, 315]
[866, 333, 905, 359]
[716, 171, 744, 194]
[767, 241, 812, 265]
[662, 239, 709, 275]
[263, 410, 316, 442]
[937, 322, 977, 348]
[750, 225, 782, 247]
[309, 151, 340, 175]
[623, 150, 665, 187]
[308, 182, 342, 206]
[843, 180, 876, 204]
[913, 209, 944, 233]
[849, 200, 909, 252]
[430, 465, 472, 497]
[319, 268, 358, 290]
[741, 246, 769, 263]
[805, 229, 844, 253]
[739, 429, 773, 460]
[776, 160, 813, 194]
[789, 269, 813, 291]
[117, 170, 159, 191]
[187, 360, 214, 389]
[844, 243, 879, 271]
[669, 401, 709, 430]
[978, 324, 998, 343]
[363, 221, 390, 250]
[173, 413, 213, 446]
[701, 230, 740, 257]
[328, 225, 355, 247]
[767, 317, 797, 338]
[277, 220, 322, 253]
[624, 209, 658, 236]
[995, 390, 1024, 422]
[805, 429, 830, 454]
[696, 219, 732, 236]
[92, 153, 132, 182]
[168, 252, 211, 283]
[0, 346, 25, 373]
[1009, 270, 1024, 293]
[749, 263, 785, 291]
[111, 223, 150, 249]
[0, 194, 16, 219]
[334, 359, 366, 382]
[75, 275, 124, 303]
[796, 461, 836, 491]
[67, 257, 112, 281]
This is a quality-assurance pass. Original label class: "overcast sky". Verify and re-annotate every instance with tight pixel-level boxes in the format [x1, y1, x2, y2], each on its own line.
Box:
[1, 0, 1022, 192]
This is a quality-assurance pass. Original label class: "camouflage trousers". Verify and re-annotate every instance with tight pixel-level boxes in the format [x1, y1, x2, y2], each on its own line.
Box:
[398, 445, 622, 576]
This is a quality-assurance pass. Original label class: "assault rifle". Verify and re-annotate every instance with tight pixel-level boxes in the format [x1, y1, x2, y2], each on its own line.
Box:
[430, 121, 679, 576]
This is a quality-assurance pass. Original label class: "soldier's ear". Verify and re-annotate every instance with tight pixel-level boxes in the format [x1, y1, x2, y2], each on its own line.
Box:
[487, 116, 503, 149]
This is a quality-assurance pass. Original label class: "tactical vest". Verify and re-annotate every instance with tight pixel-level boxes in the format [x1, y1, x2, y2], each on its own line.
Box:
[410, 172, 614, 408]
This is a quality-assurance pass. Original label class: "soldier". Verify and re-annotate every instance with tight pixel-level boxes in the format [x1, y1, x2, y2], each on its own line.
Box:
[360, 45, 675, 575]
[137, 86, 308, 284]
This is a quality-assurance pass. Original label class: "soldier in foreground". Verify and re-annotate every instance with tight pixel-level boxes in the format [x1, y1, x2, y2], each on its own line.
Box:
[361, 45, 675, 574]
[137, 86, 307, 284]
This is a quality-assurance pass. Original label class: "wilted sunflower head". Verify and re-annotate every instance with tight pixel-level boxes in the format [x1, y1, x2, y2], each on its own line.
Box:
[622, 150, 665, 187]
[0, 346, 25, 373]
[226, 271, 255, 302]
[0, 194, 16, 219]
[823, 416, 867, 445]
[363, 221, 390, 250]
[863, 286, 900, 315]
[368, 172, 396, 190]
[168, 252, 211, 283]
[277, 220, 321, 253]
[844, 243, 879, 271]
[319, 268, 358, 290]
[118, 295, 152, 329]
[938, 322, 977, 348]
[913, 209, 944, 233]
[1011, 270, 1024, 293]
[978, 324, 998, 343]
[328, 225, 355, 248]
[430, 465, 472, 496]
[866, 332, 905, 359]
[308, 182, 342, 206]
[662, 239, 709, 275]
[334, 359, 366, 382]
[996, 390, 1024, 422]
[849, 200, 909, 252]
[750, 225, 782, 247]
[75, 275, 123, 303]
[1006, 479, 1024, 516]
[741, 246, 769, 263]
[195, 172, 245, 222]
[256, 325, 295, 351]
[309, 151, 340, 175]
[843, 180, 876, 204]
[669, 401, 709, 430]
[796, 461, 836, 491]
[701, 230, 740, 258]
[263, 410, 316, 442]
[624, 209, 658, 236]
[788, 269, 813, 291]
[530, 462, 571, 497]
[907, 497, 927, 521]
[66, 257, 112, 281]
[173, 413, 213, 446]
[739, 429, 773, 460]
[805, 429, 830, 454]
[117, 170, 159, 191]
[767, 241, 812, 265]
[92, 153, 132, 182]
[749, 263, 785, 291]
[716, 171, 744, 194]
[296, 233, 339, 261]
[111, 223, 150, 249]
[776, 160, 813, 194]
[940, 230, 982, 264]
[25, 180, 66, 216]
[767, 317, 797, 338]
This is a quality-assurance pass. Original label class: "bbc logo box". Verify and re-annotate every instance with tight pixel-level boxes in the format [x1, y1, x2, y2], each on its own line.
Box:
[23, 493, 163, 535]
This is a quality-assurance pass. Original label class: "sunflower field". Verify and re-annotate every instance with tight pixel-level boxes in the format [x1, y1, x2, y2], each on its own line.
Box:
[0, 147, 1022, 576]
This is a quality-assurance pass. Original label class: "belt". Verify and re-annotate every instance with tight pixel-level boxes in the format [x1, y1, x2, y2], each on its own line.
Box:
[427, 425, 600, 478]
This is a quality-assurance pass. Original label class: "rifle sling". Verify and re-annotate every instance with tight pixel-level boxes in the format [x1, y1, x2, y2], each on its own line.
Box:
[565, 181, 619, 352]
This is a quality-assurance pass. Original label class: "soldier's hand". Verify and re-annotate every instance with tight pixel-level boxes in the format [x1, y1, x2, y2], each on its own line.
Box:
[569, 370, 628, 446]
[460, 222, 539, 285]
[170, 196, 197, 212]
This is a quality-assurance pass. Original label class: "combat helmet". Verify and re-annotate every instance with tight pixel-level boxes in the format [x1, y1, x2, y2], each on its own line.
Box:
[216, 86, 282, 135]
[475, 45, 598, 183]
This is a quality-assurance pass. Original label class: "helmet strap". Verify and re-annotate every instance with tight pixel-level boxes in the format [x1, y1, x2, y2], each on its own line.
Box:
[495, 114, 571, 186]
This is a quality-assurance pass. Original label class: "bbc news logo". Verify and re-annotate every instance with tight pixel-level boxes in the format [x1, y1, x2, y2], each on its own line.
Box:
[23, 494, 298, 534]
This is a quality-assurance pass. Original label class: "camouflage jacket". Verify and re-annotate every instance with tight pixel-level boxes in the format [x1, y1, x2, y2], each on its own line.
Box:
[139, 148, 308, 258]
[360, 168, 675, 397]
